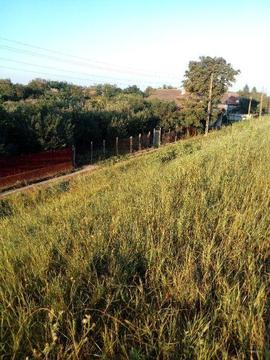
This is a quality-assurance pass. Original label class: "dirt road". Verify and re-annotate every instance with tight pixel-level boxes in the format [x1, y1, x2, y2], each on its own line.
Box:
[0, 164, 99, 199]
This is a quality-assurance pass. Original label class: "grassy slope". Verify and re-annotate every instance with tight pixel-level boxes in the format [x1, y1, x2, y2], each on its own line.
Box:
[1, 118, 270, 359]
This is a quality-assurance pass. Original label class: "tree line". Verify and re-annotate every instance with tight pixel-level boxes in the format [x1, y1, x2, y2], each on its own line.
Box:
[0, 56, 266, 156]
[0, 80, 184, 155]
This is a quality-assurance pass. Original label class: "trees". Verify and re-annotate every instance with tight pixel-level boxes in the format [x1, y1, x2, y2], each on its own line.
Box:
[0, 67, 243, 156]
[0, 79, 16, 101]
[239, 84, 250, 98]
[238, 97, 259, 114]
[123, 85, 143, 96]
[238, 86, 269, 114]
[243, 84, 250, 93]
[183, 56, 240, 101]
[0, 79, 184, 154]
[182, 56, 240, 129]
[25, 78, 50, 98]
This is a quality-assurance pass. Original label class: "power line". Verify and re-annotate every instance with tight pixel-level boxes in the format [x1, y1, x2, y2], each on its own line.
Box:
[0, 65, 130, 87]
[0, 44, 177, 81]
[0, 57, 169, 86]
[0, 36, 156, 74]
[0, 65, 163, 88]
[0, 37, 179, 79]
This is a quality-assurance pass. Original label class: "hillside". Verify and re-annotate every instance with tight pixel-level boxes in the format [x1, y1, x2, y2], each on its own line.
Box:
[1, 118, 270, 359]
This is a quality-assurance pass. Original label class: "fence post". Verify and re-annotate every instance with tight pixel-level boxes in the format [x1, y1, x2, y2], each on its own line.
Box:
[103, 139, 106, 157]
[153, 128, 156, 147]
[174, 126, 177, 142]
[248, 96, 252, 116]
[168, 128, 171, 143]
[90, 141, 93, 164]
[147, 131, 151, 147]
[72, 145, 76, 168]
[153, 128, 161, 148]
[115, 137, 119, 156]
[138, 133, 141, 151]
[259, 92, 263, 120]
[130, 136, 133, 153]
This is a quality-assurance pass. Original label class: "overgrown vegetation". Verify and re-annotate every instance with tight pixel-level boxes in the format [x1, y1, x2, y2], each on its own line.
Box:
[182, 56, 240, 125]
[1, 117, 270, 359]
[0, 56, 243, 156]
[0, 79, 185, 155]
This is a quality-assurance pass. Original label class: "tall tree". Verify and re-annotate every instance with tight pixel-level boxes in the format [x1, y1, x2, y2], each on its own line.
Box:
[183, 56, 240, 104]
[239, 84, 250, 98]
[243, 84, 250, 93]
[182, 57, 240, 131]
[251, 86, 257, 94]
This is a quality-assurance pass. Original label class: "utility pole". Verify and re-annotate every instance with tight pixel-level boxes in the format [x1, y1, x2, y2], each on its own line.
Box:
[248, 96, 252, 116]
[205, 73, 214, 135]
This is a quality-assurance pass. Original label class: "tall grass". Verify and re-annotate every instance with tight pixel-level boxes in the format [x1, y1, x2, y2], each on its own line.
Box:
[1, 118, 270, 359]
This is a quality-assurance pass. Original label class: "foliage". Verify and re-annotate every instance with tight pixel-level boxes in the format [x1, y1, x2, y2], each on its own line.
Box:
[1, 118, 270, 358]
[182, 56, 240, 126]
[0, 79, 187, 155]
[178, 95, 206, 129]
[238, 85, 270, 114]
[238, 97, 259, 114]
[183, 56, 240, 102]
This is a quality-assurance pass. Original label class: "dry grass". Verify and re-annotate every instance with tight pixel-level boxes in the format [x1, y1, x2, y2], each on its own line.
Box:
[0, 118, 270, 359]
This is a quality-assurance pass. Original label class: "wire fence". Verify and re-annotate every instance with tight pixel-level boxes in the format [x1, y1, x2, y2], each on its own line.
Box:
[75, 126, 199, 166]
[0, 126, 199, 190]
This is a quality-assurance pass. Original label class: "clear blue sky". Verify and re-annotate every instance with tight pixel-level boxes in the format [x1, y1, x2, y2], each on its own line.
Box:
[1, 0, 269, 91]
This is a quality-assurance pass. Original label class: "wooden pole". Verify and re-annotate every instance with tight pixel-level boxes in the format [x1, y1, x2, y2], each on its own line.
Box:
[147, 131, 151, 147]
[248, 96, 252, 116]
[205, 72, 214, 135]
[115, 137, 119, 156]
[259, 92, 264, 120]
[90, 141, 93, 164]
[129, 136, 133, 153]
[103, 139, 106, 157]
[153, 128, 156, 147]
[72, 145, 76, 168]
[138, 133, 141, 151]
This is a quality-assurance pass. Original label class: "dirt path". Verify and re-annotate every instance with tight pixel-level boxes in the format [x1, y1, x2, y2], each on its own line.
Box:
[0, 140, 180, 199]
[0, 164, 99, 199]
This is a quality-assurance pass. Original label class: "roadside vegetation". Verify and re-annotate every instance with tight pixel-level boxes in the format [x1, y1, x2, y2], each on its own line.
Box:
[3, 56, 267, 158]
[1, 117, 270, 359]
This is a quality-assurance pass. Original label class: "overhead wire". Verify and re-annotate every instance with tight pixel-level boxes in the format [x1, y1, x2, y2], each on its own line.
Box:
[0, 57, 169, 86]
[0, 65, 130, 87]
[0, 36, 179, 79]
[0, 65, 163, 88]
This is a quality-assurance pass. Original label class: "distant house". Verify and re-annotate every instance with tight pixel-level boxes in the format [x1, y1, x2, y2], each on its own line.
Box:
[219, 92, 240, 112]
[148, 89, 242, 114]
[148, 88, 186, 107]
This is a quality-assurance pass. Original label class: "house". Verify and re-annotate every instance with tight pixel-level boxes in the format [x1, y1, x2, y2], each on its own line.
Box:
[148, 89, 242, 114]
[219, 92, 240, 112]
[147, 88, 186, 107]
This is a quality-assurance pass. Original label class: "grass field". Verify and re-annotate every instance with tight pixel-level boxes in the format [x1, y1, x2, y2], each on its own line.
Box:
[1, 118, 270, 359]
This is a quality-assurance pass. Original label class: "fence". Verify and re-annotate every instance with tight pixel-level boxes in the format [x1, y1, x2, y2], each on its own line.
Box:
[0, 147, 73, 190]
[0, 126, 199, 190]
[76, 126, 198, 166]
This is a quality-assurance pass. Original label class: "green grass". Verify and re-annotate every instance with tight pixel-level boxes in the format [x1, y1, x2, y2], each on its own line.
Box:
[1, 118, 270, 359]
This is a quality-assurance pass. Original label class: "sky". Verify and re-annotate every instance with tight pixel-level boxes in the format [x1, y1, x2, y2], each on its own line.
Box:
[0, 0, 269, 92]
